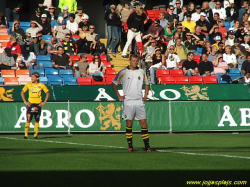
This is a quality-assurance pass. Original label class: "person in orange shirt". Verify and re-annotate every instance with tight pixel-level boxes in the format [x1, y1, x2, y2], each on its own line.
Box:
[218, 19, 227, 40]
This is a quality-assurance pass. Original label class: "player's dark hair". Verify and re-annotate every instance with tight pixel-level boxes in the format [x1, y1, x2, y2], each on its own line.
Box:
[129, 54, 139, 61]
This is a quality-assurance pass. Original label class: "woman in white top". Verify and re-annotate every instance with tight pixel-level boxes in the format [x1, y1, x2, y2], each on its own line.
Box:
[18, 50, 44, 70]
[87, 54, 106, 77]
[222, 45, 237, 69]
[241, 35, 250, 52]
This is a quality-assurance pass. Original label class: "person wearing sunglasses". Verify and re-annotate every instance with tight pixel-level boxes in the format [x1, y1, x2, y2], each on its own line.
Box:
[166, 5, 177, 22]
[147, 19, 164, 42]
[165, 45, 181, 69]
[85, 25, 97, 42]
[212, 1, 226, 20]
[173, 0, 182, 16]
[182, 13, 196, 33]
[87, 54, 106, 77]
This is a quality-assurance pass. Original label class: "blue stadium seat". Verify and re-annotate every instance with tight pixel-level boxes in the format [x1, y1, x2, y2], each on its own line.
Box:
[20, 22, 31, 27]
[37, 55, 52, 61]
[226, 26, 230, 32]
[197, 48, 202, 54]
[205, 35, 209, 40]
[42, 35, 52, 42]
[224, 22, 230, 27]
[63, 77, 78, 85]
[228, 69, 241, 76]
[0, 77, 3, 85]
[30, 69, 45, 77]
[217, 76, 231, 84]
[45, 69, 58, 76]
[59, 69, 73, 77]
[38, 61, 52, 68]
[40, 77, 48, 85]
[48, 75, 63, 85]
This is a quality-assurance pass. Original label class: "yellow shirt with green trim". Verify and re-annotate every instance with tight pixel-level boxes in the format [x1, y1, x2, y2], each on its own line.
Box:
[22, 82, 49, 104]
[113, 66, 149, 100]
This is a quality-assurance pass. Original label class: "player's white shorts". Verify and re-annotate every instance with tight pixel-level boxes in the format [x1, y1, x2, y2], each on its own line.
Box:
[122, 100, 147, 120]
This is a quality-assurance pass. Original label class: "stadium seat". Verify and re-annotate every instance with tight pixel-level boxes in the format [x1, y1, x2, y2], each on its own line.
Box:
[18, 77, 32, 85]
[42, 35, 52, 42]
[45, 69, 59, 76]
[100, 55, 108, 63]
[147, 10, 155, 16]
[4, 77, 18, 85]
[63, 77, 78, 85]
[155, 69, 170, 77]
[224, 22, 230, 27]
[189, 76, 203, 84]
[38, 61, 53, 68]
[86, 55, 94, 62]
[217, 76, 231, 84]
[105, 74, 116, 84]
[40, 77, 48, 84]
[0, 77, 3, 85]
[59, 69, 73, 77]
[137, 41, 143, 55]
[228, 69, 241, 76]
[104, 62, 112, 70]
[0, 35, 11, 42]
[16, 69, 30, 77]
[70, 55, 80, 65]
[203, 76, 218, 84]
[37, 55, 51, 61]
[77, 77, 92, 85]
[158, 76, 175, 84]
[72, 35, 80, 40]
[48, 75, 63, 85]
[92, 77, 106, 85]
[1, 70, 15, 77]
[30, 69, 45, 77]
[175, 76, 189, 84]
[20, 22, 31, 27]
[124, 22, 128, 33]
[196, 48, 203, 54]
[106, 69, 116, 75]
[170, 69, 184, 77]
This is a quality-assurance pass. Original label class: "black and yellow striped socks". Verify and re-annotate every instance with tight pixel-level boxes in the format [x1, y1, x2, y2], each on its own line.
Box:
[141, 128, 150, 148]
[126, 126, 133, 148]
[24, 122, 30, 137]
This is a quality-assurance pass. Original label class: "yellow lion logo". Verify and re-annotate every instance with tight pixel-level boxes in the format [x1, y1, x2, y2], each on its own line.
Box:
[180, 85, 209, 100]
[0, 87, 14, 101]
[96, 103, 122, 131]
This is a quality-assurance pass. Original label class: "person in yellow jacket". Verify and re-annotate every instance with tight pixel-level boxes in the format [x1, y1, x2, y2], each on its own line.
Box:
[21, 72, 50, 139]
[58, 0, 77, 14]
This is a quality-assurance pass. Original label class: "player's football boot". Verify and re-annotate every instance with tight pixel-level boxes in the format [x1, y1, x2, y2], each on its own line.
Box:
[23, 136, 28, 139]
[128, 148, 134, 152]
[34, 137, 38, 139]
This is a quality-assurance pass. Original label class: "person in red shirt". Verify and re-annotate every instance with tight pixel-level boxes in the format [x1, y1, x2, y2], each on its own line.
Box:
[218, 19, 227, 40]
[6, 35, 21, 60]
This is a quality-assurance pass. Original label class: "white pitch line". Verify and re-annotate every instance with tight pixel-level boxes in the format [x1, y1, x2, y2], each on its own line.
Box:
[1, 136, 250, 160]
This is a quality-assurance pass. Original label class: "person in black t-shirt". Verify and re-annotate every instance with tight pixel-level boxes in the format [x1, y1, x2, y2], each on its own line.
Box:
[40, 14, 51, 35]
[196, 13, 210, 33]
[78, 14, 91, 34]
[241, 55, 250, 75]
[182, 52, 199, 77]
[30, 8, 42, 24]
[52, 46, 73, 70]
[194, 26, 206, 48]
[76, 33, 91, 55]
[199, 53, 214, 76]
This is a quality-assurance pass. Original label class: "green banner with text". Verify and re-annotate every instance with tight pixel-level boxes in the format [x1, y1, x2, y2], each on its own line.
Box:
[0, 101, 250, 133]
[0, 102, 169, 133]
[0, 84, 249, 102]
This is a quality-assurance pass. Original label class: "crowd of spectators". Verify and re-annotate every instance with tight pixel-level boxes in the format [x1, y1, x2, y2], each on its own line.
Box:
[0, 0, 250, 84]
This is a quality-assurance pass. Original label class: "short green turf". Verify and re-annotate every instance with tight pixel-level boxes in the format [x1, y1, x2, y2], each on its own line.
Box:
[0, 133, 249, 186]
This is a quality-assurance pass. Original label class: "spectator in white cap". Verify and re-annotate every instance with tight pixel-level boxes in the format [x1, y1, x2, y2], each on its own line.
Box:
[41, 14, 52, 35]
[51, 17, 63, 35]
[78, 14, 91, 34]
[58, 0, 77, 14]
[66, 14, 78, 35]
[196, 12, 210, 33]
[58, 6, 71, 21]
[46, 6, 58, 23]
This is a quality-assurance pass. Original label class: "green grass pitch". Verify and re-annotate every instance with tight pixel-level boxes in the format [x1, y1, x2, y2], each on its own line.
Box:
[0, 133, 249, 187]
